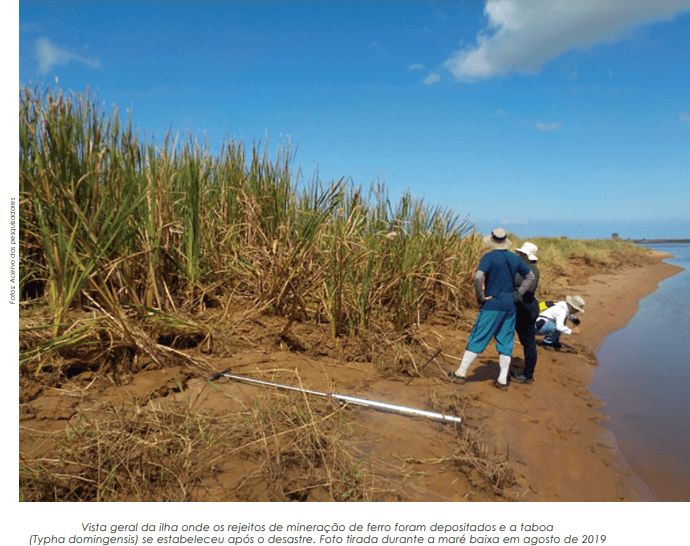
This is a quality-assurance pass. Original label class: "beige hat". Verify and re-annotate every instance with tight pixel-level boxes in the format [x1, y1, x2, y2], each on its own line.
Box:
[483, 227, 512, 250]
[516, 242, 538, 262]
[566, 295, 586, 313]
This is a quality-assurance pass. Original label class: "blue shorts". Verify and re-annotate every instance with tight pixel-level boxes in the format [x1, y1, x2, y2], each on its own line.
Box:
[466, 308, 516, 356]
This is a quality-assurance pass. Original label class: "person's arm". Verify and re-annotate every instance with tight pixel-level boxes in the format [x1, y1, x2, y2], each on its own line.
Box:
[554, 307, 572, 334]
[474, 254, 492, 305]
[474, 270, 491, 304]
[516, 270, 535, 297]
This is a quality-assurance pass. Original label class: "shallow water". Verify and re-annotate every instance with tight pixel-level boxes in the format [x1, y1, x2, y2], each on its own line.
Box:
[590, 244, 690, 501]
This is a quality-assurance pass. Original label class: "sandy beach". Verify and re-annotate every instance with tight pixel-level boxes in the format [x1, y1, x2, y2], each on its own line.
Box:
[19, 249, 683, 502]
[462, 248, 683, 501]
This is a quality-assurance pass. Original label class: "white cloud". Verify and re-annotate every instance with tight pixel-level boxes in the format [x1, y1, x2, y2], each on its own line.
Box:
[500, 218, 528, 225]
[408, 63, 425, 71]
[535, 122, 561, 131]
[680, 114, 690, 125]
[443, 0, 690, 82]
[35, 37, 102, 75]
[424, 73, 441, 85]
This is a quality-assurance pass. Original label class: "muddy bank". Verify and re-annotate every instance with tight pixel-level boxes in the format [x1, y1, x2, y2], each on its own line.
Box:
[574, 250, 682, 351]
[19, 250, 681, 502]
[466, 248, 682, 501]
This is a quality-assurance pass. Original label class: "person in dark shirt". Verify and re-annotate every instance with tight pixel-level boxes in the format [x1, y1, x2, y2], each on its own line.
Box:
[448, 228, 535, 389]
[510, 242, 540, 384]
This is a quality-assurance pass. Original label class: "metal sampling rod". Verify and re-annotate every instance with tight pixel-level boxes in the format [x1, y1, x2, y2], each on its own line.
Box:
[209, 368, 462, 425]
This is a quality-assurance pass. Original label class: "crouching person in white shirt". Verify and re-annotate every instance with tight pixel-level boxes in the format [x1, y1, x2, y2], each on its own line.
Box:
[535, 295, 585, 350]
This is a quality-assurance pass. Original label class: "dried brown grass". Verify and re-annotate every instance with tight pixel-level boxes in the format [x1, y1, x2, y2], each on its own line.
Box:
[19, 387, 396, 501]
[20, 371, 514, 502]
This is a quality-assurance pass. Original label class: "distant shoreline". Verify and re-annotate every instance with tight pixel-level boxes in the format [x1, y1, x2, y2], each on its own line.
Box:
[631, 239, 690, 244]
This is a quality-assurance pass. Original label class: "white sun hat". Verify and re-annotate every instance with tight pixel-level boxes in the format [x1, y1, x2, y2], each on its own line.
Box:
[566, 295, 586, 314]
[516, 242, 538, 262]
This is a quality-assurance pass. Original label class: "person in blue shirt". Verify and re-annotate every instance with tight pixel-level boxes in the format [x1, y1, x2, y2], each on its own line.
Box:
[448, 228, 535, 389]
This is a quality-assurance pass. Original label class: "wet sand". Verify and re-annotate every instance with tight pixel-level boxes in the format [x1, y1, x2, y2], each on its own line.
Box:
[573, 250, 682, 352]
[483, 248, 684, 501]
[19, 249, 683, 502]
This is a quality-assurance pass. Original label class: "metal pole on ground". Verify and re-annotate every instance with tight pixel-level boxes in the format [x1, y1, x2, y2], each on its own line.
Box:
[209, 368, 461, 425]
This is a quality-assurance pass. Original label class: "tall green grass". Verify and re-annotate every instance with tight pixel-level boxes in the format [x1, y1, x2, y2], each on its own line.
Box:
[19, 86, 481, 367]
[20, 86, 648, 369]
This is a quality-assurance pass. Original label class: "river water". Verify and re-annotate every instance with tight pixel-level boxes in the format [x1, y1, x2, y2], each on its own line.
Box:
[589, 243, 690, 501]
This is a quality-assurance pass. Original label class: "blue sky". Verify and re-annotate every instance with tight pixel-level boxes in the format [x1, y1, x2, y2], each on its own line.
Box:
[17, 1, 690, 239]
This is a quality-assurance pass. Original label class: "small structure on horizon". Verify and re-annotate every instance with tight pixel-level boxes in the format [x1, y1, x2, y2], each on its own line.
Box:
[612, 233, 619, 239]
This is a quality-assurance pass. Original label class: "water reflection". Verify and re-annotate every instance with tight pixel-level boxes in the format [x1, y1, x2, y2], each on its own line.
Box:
[590, 244, 690, 501]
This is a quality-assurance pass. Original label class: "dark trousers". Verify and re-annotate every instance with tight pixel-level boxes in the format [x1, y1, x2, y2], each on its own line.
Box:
[515, 301, 539, 378]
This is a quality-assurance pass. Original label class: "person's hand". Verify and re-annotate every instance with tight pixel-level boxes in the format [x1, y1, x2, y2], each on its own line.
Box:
[571, 326, 581, 335]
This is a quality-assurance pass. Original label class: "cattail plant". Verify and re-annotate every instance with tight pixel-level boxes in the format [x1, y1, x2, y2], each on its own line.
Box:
[20, 85, 483, 369]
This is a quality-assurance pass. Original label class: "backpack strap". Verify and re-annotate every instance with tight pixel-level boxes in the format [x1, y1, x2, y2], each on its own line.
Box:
[500, 251, 515, 282]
